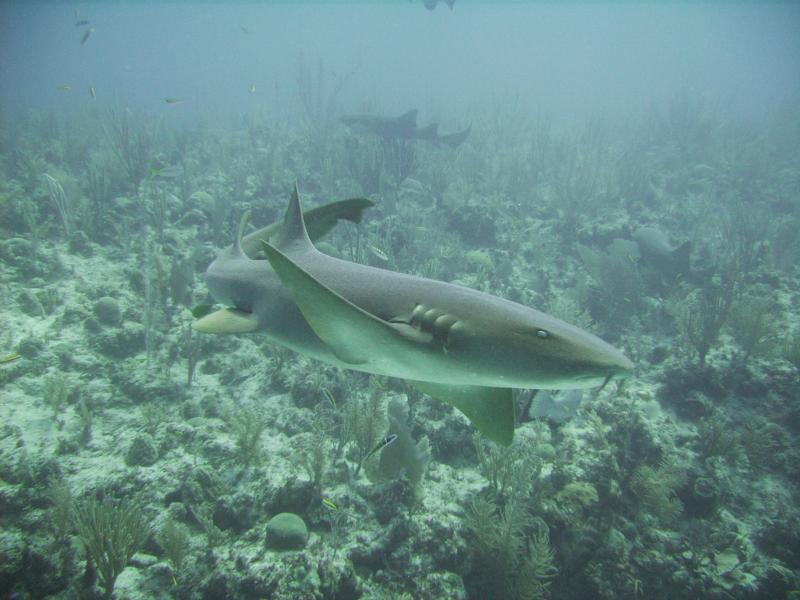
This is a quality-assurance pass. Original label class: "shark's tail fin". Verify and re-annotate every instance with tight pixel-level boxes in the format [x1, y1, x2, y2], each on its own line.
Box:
[416, 122, 439, 143]
[240, 196, 374, 258]
[303, 197, 374, 240]
[444, 0, 455, 9]
[439, 123, 471, 148]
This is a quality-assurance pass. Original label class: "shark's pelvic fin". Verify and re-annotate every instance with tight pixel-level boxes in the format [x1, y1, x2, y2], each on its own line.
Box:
[192, 308, 259, 334]
[408, 380, 515, 446]
[260, 240, 432, 365]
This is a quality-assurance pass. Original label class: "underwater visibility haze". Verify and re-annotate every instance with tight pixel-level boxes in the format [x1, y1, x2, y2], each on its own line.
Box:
[0, 2, 799, 599]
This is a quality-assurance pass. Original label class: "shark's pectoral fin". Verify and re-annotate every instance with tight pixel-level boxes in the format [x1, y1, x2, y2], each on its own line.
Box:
[260, 241, 432, 366]
[192, 308, 259, 334]
[408, 380, 515, 446]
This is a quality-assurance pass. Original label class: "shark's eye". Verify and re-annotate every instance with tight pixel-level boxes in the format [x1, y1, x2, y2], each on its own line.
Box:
[536, 329, 549, 339]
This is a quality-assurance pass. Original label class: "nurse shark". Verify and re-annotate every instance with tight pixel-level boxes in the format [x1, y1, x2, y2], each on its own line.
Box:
[194, 186, 633, 444]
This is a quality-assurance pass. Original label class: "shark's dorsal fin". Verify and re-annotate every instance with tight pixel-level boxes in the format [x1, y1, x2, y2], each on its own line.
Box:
[275, 183, 314, 253]
[397, 109, 418, 128]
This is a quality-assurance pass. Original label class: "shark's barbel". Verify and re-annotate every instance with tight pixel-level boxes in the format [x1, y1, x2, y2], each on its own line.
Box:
[195, 186, 633, 444]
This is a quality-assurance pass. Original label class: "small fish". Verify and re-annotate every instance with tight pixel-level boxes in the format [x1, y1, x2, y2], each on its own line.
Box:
[368, 244, 389, 263]
[322, 498, 338, 511]
[249, 84, 256, 94]
[164, 97, 184, 105]
[1, 353, 22, 365]
[240, 25, 250, 34]
[364, 434, 398, 461]
[422, 0, 455, 9]
[321, 387, 337, 409]
[399, 177, 426, 196]
[89, 86, 96, 100]
[149, 164, 183, 179]
[191, 304, 215, 319]
[56, 84, 72, 92]
[75, 19, 90, 27]
[80, 27, 94, 46]
[465, 249, 494, 271]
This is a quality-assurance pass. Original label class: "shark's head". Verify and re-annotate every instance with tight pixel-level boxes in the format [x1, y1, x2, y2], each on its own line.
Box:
[446, 305, 634, 389]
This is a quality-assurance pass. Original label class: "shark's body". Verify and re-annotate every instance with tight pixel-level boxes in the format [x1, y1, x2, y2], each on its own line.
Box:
[196, 188, 632, 444]
[419, 0, 455, 10]
[341, 109, 471, 148]
[633, 226, 691, 281]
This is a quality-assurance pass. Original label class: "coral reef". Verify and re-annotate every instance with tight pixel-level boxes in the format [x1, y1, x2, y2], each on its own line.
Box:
[1, 73, 798, 600]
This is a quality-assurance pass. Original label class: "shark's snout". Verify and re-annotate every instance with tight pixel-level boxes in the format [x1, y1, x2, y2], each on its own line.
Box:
[603, 353, 634, 384]
[558, 324, 634, 385]
[584, 337, 634, 381]
[615, 352, 635, 374]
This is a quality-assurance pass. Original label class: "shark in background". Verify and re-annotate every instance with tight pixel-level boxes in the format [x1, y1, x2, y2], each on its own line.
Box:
[415, 0, 455, 10]
[194, 186, 633, 444]
[341, 109, 471, 148]
[633, 226, 692, 279]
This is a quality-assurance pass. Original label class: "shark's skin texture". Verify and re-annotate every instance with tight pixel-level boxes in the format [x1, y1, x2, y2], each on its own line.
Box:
[341, 109, 471, 148]
[197, 188, 633, 443]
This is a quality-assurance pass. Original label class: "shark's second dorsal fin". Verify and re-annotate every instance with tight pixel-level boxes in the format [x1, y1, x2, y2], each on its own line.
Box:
[275, 183, 314, 253]
[398, 109, 418, 128]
